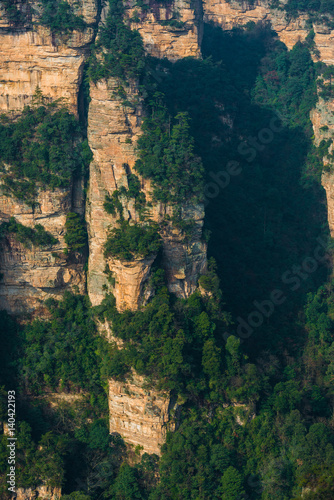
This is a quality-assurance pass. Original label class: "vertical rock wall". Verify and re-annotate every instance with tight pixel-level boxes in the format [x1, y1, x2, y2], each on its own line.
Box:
[86, 0, 206, 311]
[86, 0, 205, 455]
[86, 76, 207, 310]
[0, 0, 97, 115]
[0, 1, 97, 314]
[126, 0, 203, 60]
[108, 372, 171, 455]
[201, 0, 334, 241]
[311, 97, 334, 236]
[202, 0, 334, 62]
[0, 183, 85, 315]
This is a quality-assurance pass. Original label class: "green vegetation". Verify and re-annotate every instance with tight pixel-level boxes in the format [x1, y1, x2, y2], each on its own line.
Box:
[318, 65, 334, 100]
[39, 0, 86, 34]
[0, 0, 27, 25]
[252, 40, 318, 130]
[0, 294, 130, 495]
[1, 0, 86, 32]
[20, 293, 104, 394]
[159, 19, 185, 29]
[0, 98, 91, 205]
[88, 0, 146, 83]
[285, 0, 334, 19]
[0, 217, 58, 247]
[104, 171, 146, 218]
[104, 221, 161, 261]
[88, 0, 204, 207]
[3, 15, 334, 500]
[135, 106, 204, 203]
[64, 212, 87, 254]
[95, 266, 231, 396]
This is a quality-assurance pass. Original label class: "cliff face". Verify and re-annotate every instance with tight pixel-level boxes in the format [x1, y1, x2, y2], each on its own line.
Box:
[0, 183, 85, 315]
[86, 81, 206, 311]
[0, 0, 97, 115]
[86, 0, 205, 456]
[108, 372, 171, 455]
[86, 1, 206, 311]
[0, 1, 95, 314]
[203, 0, 334, 63]
[16, 486, 61, 500]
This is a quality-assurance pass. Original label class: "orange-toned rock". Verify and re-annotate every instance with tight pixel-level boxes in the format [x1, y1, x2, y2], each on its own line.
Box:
[16, 486, 61, 500]
[0, 184, 85, 314]
[126, 0, 202, 60]
[109, 371, 175, 455]
[86, 79, 206, 310]
[203, 0, 334, 63]
[311, 96, 334, 236]
[0, 0, 97, 115]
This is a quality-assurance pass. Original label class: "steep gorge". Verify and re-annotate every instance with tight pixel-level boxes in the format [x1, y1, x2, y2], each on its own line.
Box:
[1, 0, 334, 474]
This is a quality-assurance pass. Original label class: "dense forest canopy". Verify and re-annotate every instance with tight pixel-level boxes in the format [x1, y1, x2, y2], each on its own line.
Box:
[0, 97, 91, 205]
[1, 0, 334, 498]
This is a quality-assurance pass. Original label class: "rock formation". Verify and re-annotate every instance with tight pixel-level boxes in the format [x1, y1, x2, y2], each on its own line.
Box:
[108, 371, 172, 455]
[86, 0, 206, 311]
[311, 96, 334, 236]
[126, 0, 203, 60]
[2, 0, 334, 464]
[0, 0, 97, 115]
[203, 0, 334, 63]
[16, 486, 61, 500]
[0, 0, 96, 314]
[0, 183, 85, 315]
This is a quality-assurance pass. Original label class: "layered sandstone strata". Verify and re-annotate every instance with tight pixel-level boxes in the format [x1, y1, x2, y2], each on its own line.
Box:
[311, 97, 334, 236]
[202, 0, 334, 238]
[0, 0, 97, 114]
[108, 371, 174, 455]
[203, 0, 334, 63]
[86, 0, 206, 311]
[0, 1, 95, 313]
[86, 79, 207, 310]
[126, 0, 203, 60]
[16, 486, 61, 500]
[0, 183, 85, 315]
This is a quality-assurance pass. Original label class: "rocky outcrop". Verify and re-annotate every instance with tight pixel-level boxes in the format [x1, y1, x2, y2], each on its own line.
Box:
[0, 0, 97, 115]
[203, 0, 334, 63]
[109, 371, 174, 455]
[86, 78, 207, 310]
[86, 78, 147, 309]
[86, 1, 205, 455]
[311, 96, 334, 236]
[16, 486, 61, 500]
[0, 183, 85, 315]
[0, 1, 95, 314]
[126, 0, 203, 60]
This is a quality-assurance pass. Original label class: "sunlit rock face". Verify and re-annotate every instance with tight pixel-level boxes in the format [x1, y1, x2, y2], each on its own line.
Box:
[108, 372, 173, 456]
[86, 0, 206, 310]
[0, 183, 86, 315]
[0, 0, 98, 115]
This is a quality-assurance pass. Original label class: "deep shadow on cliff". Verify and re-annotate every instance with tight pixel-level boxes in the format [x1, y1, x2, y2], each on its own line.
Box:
[154, 22, 329, 357]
